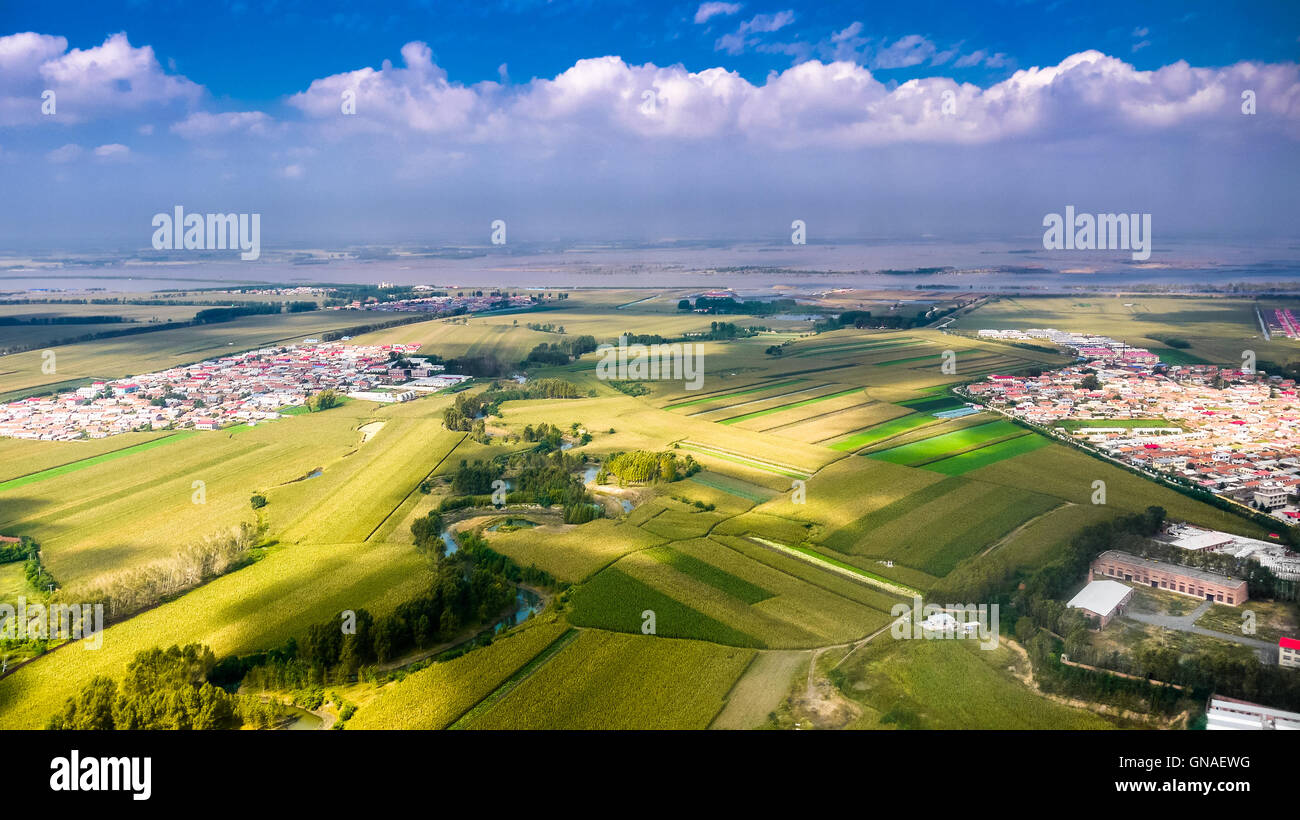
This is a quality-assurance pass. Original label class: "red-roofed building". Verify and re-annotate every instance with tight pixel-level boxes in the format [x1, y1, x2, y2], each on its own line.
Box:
[1281, 637, 1300, 669]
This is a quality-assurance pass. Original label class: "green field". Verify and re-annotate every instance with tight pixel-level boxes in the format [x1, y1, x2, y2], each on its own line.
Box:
[827, 413, 938, 451]
[0, 287, 1278, 731]
[460, 630, 754, 729]
[867, 420, 1026, 466]
[663, 379, 803, 410]
[0, 432, 196, 493]
[835, 638, 1114, 730]
[718, 387, 862, 425]
[922, 433, 1052, 475]
[348, 621, 571, 729]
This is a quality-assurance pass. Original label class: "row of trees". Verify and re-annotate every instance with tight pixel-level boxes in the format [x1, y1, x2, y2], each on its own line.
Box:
[443, 379, 584, 431]
[598, 450, 700, 485]
[69, 522, 260, 621]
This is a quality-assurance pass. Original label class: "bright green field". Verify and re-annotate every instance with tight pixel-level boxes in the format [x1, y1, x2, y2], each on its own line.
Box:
[867, 420, 1026, 466]
[921, 433, 1052, 475]
[827, 413, 937, 451]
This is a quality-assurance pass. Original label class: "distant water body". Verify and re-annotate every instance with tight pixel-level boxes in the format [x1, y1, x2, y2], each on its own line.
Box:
[4, 239, 1298, 294]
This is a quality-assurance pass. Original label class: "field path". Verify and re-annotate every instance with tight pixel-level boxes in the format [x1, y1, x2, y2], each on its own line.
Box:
[979, 501, 1074, 557]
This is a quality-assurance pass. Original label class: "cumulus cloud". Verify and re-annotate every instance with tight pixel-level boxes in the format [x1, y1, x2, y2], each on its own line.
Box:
[694, 2, 742, 25]
[282, 46, 1300, 150]
[4, 35, 1299, 244]
[0, 31, 200, 125]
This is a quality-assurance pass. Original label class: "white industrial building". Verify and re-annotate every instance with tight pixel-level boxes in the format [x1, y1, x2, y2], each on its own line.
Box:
[1066, 579, 1134, 628]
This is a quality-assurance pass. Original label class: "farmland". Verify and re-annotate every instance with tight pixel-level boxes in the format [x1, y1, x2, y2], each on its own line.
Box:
[0, 286, 1284, 732]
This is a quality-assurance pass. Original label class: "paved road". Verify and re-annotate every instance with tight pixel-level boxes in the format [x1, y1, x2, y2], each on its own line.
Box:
[1126, 601, 1278, 664]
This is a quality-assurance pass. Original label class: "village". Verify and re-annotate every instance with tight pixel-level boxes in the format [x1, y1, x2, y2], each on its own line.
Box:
[966, 328, 1300, 524]
[0, 342, 469, 441]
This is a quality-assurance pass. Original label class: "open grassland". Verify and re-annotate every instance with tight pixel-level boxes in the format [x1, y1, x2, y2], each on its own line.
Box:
[837, 638, 1113, 730]
[347, 619, 571, 729]
[460, 630, 754, 729]
[0, 537, 431, 728]
[0, 560, 26, 606]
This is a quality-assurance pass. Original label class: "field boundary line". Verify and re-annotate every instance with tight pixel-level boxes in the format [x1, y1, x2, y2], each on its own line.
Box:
[447, 627, 579, 729]
[745, 536, 919, 598]
[363, 432, 468, 543]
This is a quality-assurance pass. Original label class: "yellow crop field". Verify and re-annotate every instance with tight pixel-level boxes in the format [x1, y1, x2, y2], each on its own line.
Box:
[461, 630, 754, 729]
[0, 536, 431, 729]
[347, 619, 570, 729]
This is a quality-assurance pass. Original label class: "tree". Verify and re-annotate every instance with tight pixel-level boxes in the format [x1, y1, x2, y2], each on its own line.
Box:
[249, 493, 267, 510]
[306, 388, 341, 412]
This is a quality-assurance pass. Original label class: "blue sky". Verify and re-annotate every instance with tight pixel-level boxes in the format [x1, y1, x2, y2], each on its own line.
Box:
[1, 1, 1298, 248]
[7, 0, 1298, 102]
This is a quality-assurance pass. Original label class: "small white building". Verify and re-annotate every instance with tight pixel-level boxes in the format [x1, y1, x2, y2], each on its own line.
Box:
[1066, 579, 1133, 628]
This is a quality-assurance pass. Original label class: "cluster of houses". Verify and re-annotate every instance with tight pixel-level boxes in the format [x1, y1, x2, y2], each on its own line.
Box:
[967, 341, 1300, 522]
[976, 327, 1160, 366]
[0, 342, 469, 440]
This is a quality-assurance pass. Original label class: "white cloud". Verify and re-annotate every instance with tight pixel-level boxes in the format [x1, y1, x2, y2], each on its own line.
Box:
[280, 45, 1300, 151]
[0, 31, 201, 125]
[45, 143, 81, 163]
[171, 110, 274, 139]
[93, 143, 129, 158]
[694, 2, 742, 25]
[715, 10, 795, 55]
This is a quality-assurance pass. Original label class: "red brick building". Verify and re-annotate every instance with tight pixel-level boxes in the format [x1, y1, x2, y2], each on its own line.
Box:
[1090, 550, 1248, 606]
